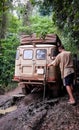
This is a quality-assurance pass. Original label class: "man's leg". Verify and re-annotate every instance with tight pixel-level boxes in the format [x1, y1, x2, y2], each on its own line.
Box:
[66, 85, 75, 103]
[64, 73, 75, 103]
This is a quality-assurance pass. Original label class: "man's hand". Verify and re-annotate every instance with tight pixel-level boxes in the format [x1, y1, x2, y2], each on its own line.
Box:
[48, 63, 52, 67]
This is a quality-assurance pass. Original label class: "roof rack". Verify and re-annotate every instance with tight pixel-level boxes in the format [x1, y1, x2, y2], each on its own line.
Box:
[20, 34, 61, 47]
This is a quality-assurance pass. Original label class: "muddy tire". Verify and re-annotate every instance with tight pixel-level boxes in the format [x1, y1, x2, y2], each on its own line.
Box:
[18, 83, 31, 95]
[22, 87, 27, 95]
[22, 86, 31, 95]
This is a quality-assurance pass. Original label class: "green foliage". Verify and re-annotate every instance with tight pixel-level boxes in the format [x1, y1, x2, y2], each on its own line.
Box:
[18, 15, 57, 37]
[0, 1, 21, 90]
[30, 0, 42, 6]
[0, 0, 13, 39]
[18, 26, 33, 35]
[37, 0, 79, 48]
[0, 0, 11, 12]
[0, 35, 19, 88]
[7, 13, 21, 33]
[30, 0, 52, 16]
[61, 35, 78, 54]
[30, 15, 57, 37]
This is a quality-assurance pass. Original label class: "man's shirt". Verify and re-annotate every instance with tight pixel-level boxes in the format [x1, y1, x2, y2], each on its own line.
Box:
[51, 50, 74, 78]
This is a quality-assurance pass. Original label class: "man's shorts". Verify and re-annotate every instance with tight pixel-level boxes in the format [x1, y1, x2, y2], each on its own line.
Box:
[63, 73, 74, 86]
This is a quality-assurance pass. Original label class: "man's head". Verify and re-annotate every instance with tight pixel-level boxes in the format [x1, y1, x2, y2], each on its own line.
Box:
[58, 45, 65, 52]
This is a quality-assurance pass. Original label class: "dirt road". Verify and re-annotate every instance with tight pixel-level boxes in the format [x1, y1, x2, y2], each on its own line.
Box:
[0, 86, 79, 130]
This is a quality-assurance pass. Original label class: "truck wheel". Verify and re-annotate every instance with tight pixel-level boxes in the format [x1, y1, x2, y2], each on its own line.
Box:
[18, 83, 31, 95]
[22, 87, 27, 95]
[22, 86, 31, 95]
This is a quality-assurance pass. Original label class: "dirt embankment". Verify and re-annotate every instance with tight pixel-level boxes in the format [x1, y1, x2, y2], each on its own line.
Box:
[0, 86, 79, 130]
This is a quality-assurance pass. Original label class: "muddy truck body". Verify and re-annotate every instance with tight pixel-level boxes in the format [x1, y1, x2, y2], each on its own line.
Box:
[13, 34, 62, 97]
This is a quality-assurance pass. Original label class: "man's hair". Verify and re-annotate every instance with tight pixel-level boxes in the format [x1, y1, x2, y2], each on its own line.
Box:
[58, 45, 65, 50]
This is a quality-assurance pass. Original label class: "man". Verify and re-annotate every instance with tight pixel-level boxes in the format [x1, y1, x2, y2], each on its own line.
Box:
[48, 45, 76, 105]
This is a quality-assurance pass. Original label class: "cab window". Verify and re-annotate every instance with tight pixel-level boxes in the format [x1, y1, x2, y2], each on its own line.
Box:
[23, 50, 33, 59]
[36, 49, 47, 60]
[16, 50, 19, 60]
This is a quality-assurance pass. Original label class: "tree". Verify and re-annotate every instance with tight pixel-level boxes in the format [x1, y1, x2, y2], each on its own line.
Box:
[0, 35, 19, 88]
[0, 0, 13, 39]
[18, 15, 58, 37]
[30, 0, 79, 49]
[30, 15, 57, 37]
[0, 0, 20, 88]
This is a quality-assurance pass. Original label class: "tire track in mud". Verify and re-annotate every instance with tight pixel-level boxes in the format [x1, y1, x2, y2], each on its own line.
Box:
[0, 93, 59, 130]
[0, 91, 79, 130]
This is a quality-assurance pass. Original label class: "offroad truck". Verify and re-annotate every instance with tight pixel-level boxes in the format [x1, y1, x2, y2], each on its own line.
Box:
[13, 34, 62, 97]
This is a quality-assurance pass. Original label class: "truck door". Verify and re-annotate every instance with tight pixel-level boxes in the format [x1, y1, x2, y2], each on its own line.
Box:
[21, 49, 34, 77]
[35, 48, 47, 79]
[20, 47, 47, 80]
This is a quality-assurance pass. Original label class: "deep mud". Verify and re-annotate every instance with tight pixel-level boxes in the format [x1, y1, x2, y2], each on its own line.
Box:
[0, 86, 79, 130]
